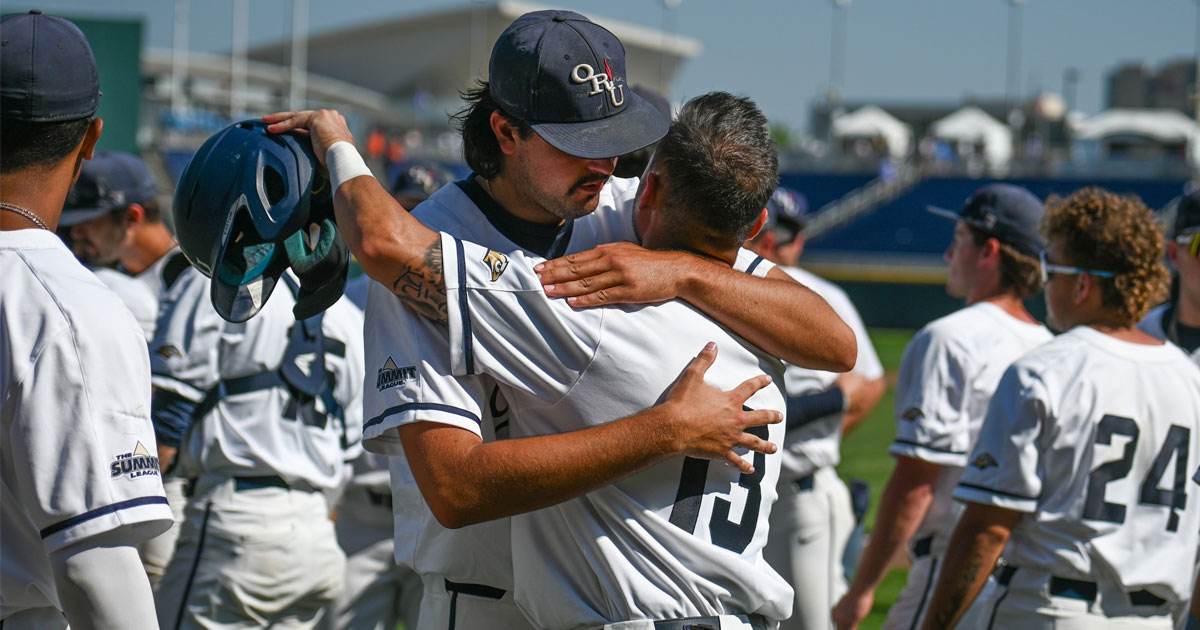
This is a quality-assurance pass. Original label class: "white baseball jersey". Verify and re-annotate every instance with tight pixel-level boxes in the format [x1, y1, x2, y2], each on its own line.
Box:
[434, 232, 792, 629]
[956, 325, 1200, 603]
[890, 301, 1051, 555]
[91, 266, 158, 343]
[1140, 303, 1200, 367]
[0, 230, 172, 619]
[149, 266, 364, 489]
[361, 176, 774, 591]
[777, 266, 883, 479]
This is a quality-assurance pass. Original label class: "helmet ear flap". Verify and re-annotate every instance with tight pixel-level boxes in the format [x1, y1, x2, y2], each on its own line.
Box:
[283, 219, 349, 321]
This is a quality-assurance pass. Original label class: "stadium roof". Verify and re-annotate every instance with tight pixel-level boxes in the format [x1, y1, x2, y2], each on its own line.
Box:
[247, 1, 700, 114]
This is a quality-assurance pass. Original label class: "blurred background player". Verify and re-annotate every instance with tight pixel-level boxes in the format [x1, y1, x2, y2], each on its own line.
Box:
[747, 186, 886, 630]
[320, 161, 454, 630]
[924, 187, 1200, 630]
[0, 10, 171, 629]
[151, 122, 365, 630]
[1141, 189, 1200, 365]
[60, 150, 191, 589]
[834, 184, 1052, 630]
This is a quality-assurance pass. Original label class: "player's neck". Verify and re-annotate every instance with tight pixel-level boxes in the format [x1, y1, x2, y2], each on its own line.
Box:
[480, 174, 565, 227]
[977, 291, 1038, 324]
[0, 162, 77, 231]
[121, 223, 176, 275]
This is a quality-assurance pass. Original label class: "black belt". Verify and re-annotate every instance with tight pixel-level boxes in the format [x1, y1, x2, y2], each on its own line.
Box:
[233, 475, 311, 493]
[794, 473, 814, 491]
[995, 568, 1166, 607]
[652, 614, 769, 630]
[912, 535, 933, 558]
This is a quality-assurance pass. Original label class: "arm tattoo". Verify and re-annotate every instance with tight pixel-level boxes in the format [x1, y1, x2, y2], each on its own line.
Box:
[928, 552, 986, 628]
[391, 240, 448, 325]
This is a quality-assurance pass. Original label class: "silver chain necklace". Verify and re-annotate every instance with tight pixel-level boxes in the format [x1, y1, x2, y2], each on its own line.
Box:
[0, 202, 49, 231]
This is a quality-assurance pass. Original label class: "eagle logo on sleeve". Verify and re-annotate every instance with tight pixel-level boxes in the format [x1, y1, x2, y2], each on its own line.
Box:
[971, 453, 999, 470]
[483, 250, 509, 282]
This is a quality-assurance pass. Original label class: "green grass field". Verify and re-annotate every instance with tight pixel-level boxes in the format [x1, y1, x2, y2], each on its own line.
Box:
[836, 328, 916, 630]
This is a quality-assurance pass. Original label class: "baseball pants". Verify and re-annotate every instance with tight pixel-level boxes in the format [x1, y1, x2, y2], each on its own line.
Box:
[981, 566, 1173, 630]
[155, 474, 345, 630]
[319, 486, 421, 630]
[882, 553, 995, 630]
[763, 465, 855, 630]
[138, 474, 188, 590]
[416, 574, 534, 630]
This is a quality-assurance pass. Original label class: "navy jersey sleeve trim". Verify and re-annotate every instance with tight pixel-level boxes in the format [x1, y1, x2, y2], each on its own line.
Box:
[364, 402, 482, 431]
[956, 482, 1038, 502]
[745, 255, 765, 276]
[454, 237, 475, 375]
[892, 438, 968, 455]
[40, 495, 169, 539]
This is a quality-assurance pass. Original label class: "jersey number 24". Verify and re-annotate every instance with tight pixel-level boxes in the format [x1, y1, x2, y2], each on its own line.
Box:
[1083, 414, 1191, 532]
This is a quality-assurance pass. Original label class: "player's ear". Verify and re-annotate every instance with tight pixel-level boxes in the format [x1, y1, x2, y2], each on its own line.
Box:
[638, 167, 662, 211]
[490, 111, 519, 156]
[745, 208, 769, 241]
[1073, 273, 1093, 304]
[126, 203, 146, 226]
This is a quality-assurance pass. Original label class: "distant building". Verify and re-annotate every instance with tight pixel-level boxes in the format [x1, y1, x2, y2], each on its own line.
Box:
[1107, 58, 1196, 116]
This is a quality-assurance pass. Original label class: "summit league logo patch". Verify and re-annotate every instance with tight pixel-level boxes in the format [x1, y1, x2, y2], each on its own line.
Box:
[377, 357, 417, 392]
[570, 59, 625, 108]
[110, 442, 160, 479]
[483, 249, 509, 282]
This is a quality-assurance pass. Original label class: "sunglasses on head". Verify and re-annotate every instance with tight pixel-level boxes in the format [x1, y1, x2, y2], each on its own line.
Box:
[1176, 230, 1200, 258]
[1039, 249, 1115, 285]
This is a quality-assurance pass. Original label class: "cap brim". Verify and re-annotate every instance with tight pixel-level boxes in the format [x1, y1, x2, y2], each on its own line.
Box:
[58, 206, 113, 227]
[211, 272, 279, 323]
[529, 91, 669, 160]
[925, 206, 963, 223]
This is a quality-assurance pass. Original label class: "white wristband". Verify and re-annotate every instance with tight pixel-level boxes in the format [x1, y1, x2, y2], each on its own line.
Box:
[326, 141, 374, 193]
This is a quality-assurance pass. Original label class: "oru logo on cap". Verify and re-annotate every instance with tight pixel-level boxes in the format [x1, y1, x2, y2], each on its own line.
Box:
[571, 60, 625, 108]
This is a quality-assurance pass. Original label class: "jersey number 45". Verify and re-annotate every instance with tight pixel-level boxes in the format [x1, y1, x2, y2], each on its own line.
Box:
[1083, 414, 1192, 532]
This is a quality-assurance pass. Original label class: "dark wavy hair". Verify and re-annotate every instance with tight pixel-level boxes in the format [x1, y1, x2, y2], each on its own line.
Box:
[450, 80, 533, 179]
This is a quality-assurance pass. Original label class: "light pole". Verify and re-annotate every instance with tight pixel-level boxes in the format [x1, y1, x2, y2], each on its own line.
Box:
[171, 0, 189, 114]
[828, 0, 850, 108]
[289, 0, 308, 112]
[1006, 0, 1027, 114]
[231, 0, 248, 118]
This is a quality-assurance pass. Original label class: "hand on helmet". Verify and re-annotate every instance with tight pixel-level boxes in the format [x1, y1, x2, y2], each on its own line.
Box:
[264, 110, 355, 166]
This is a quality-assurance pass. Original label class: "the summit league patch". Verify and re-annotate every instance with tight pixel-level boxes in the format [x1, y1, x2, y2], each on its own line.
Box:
[971, 452, 999, 470]
[377, 356, 417, 392]
[110, 442, 161, 479]
[483, 249, 509, 282]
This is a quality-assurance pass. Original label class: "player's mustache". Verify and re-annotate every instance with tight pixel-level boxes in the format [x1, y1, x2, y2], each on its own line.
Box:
[570, 175, 610, 195]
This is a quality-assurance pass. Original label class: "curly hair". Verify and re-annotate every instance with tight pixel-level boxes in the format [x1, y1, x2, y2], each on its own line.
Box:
[967, 226, 1042, 297]
[1043, 187, 1170, 325]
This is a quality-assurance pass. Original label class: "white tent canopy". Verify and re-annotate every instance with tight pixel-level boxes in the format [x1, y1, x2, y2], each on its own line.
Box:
[832, 105, 912, 158]
[930, 105, 1012, 167]
[1073, 108, 1199, 142]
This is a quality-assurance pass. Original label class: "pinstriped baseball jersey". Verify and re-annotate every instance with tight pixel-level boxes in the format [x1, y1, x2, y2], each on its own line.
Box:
[149, 266, 364, 490]
[360, 176, 774, 591]
[890, 301, 1051, 554]
[776, 266, 883, 479]
[0, 230, 172, 618]
[438, 233, 792, 629]
[956, 325, 1200, 603]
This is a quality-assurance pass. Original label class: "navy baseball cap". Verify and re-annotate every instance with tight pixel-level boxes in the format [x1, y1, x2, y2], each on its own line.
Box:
[1172, 189, 1200, 237]
[61, 152, 157, 226]
[765, 187, 809, 234]
[488, 10, 668, 159]
[927, 184, 1046, 258]
[0, 10, 99, 121]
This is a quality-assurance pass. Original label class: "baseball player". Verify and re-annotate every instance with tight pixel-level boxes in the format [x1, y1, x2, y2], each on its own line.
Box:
[834, 184, 1053, 630]
[1140, 189, 1200, 366]
[320, 162, 455, 630]
[288, 90, 796, 629]
[0, 10, 172, 629]
[150, 124, 365, 629]
[923, 186, 1200, 629]
[268, 11, 854, 630]
[747, 187, 887, 630]
[60, 151, 194, 588]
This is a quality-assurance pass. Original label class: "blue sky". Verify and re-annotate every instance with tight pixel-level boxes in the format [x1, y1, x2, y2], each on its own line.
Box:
[23, 0, 1200, 133]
